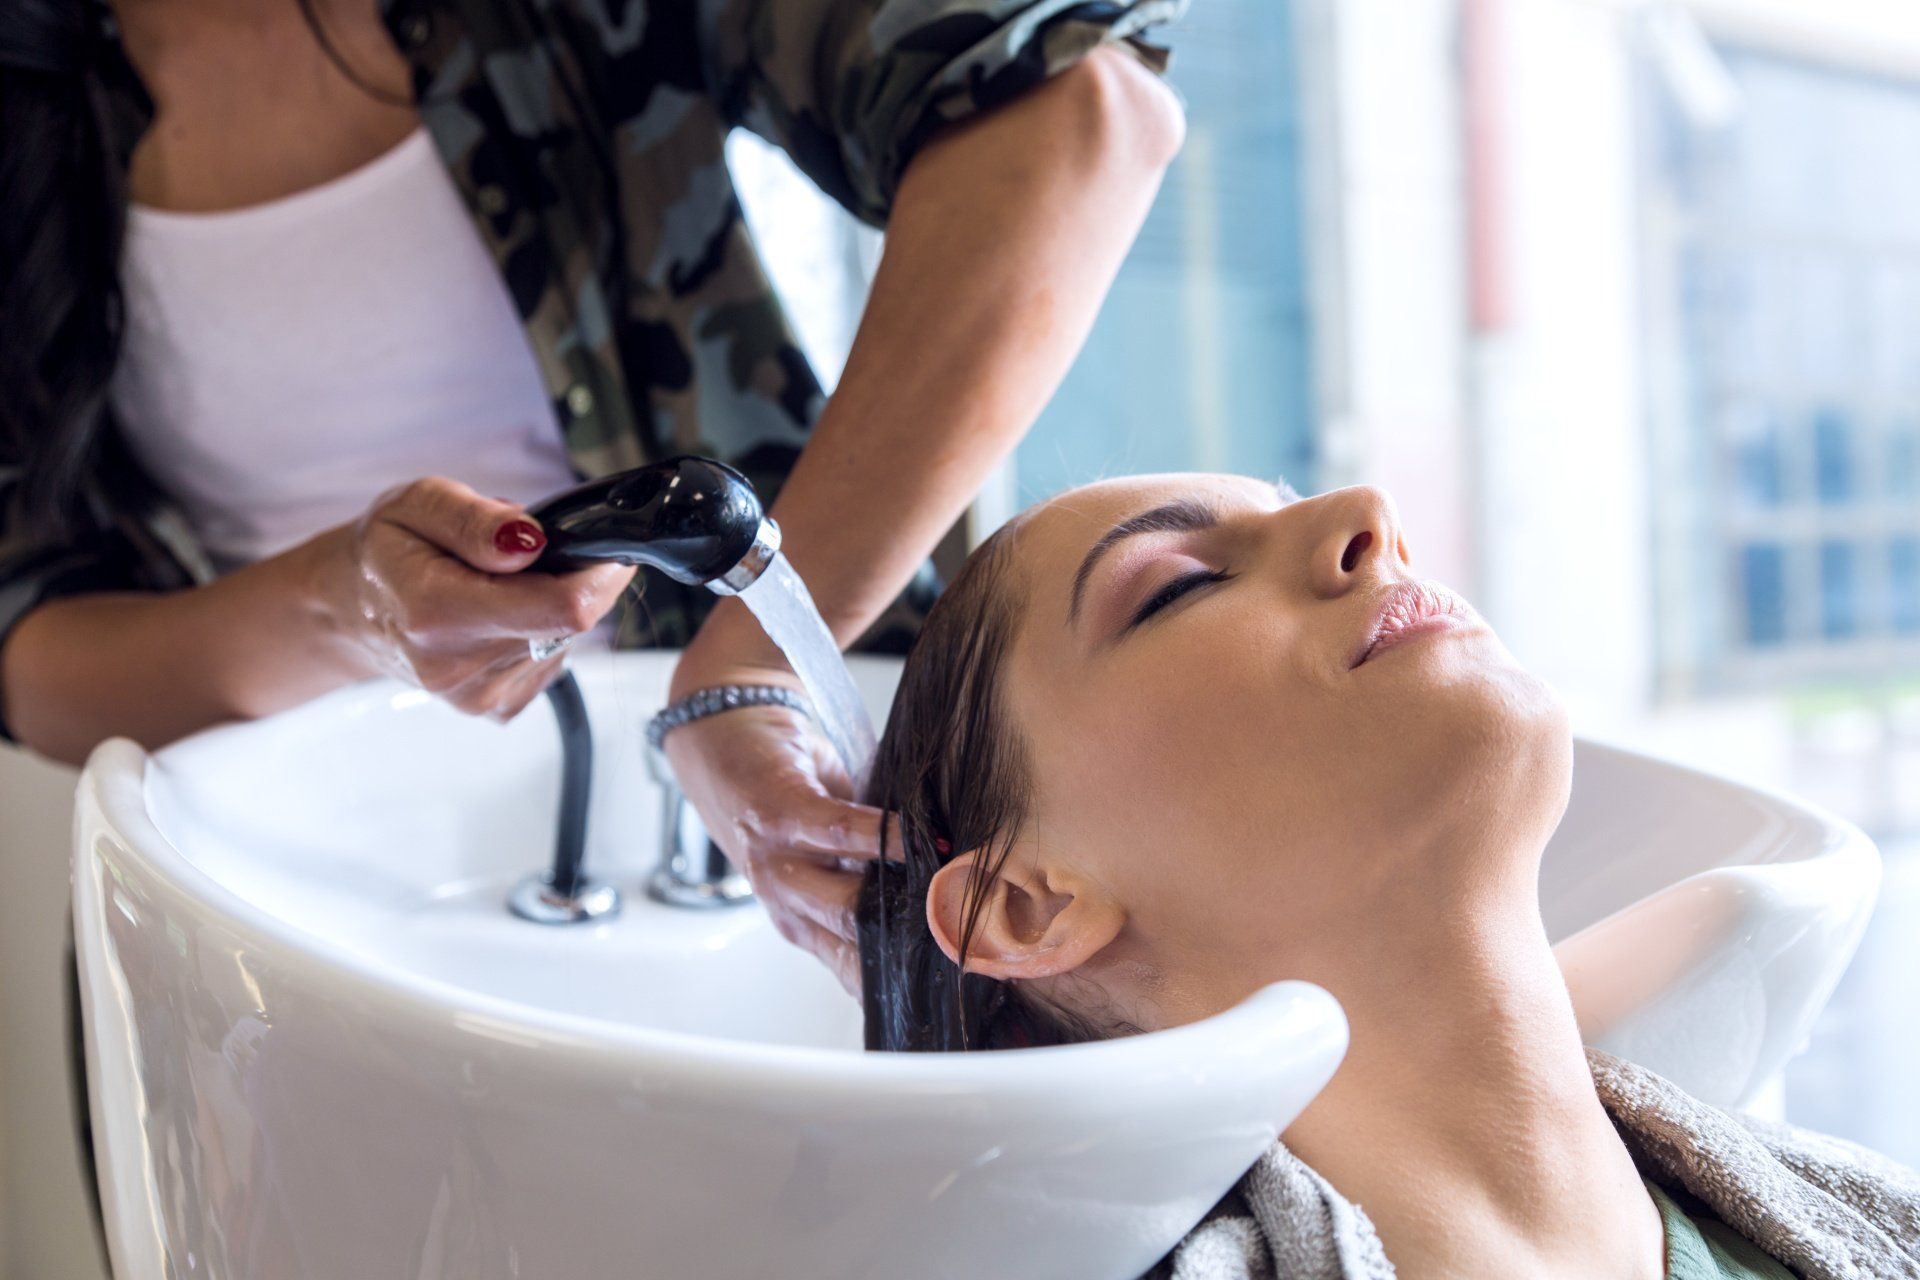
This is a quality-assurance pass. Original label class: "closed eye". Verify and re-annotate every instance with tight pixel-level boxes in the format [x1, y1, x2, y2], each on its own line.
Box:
[1128, 569, 1234, 630]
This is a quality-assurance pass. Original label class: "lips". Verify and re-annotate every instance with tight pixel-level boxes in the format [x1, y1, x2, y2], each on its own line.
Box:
[1349, 580, 1480, 669]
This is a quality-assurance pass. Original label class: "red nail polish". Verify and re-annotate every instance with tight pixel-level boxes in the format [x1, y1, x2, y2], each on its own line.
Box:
[934, 837, 952, 855]
[495, 519, 545, 555]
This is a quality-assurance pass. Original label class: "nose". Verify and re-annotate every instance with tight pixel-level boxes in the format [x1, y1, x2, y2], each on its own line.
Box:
[1306, 485, 1407, 597]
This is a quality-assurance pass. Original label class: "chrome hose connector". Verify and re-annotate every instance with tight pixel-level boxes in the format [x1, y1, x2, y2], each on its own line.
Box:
[707, 518, 782, 596]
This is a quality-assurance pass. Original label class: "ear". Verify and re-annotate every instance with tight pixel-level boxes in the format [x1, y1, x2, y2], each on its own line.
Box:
[925, 843, 1124, 981]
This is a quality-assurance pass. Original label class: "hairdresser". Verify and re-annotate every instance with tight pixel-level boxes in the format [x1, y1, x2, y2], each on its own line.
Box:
[0, 0, 1187, 984]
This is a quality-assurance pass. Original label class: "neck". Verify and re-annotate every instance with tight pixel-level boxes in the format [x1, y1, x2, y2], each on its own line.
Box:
[1279, 868, 1664, 1279]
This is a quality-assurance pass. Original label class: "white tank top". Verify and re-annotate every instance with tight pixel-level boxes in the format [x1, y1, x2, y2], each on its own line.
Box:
[111, 126, 582, 573]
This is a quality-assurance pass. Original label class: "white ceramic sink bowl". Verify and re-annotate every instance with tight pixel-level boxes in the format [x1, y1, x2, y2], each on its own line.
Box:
[73, 651, 1878, 1280]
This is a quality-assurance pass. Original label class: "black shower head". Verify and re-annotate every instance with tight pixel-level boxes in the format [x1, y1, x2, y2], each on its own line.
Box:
[525, 456, 778, 592]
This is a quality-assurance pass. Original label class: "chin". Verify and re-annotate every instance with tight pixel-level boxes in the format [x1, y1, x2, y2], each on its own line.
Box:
[1458, 662, 1572, 821]
[1379, 648, 1573, 839]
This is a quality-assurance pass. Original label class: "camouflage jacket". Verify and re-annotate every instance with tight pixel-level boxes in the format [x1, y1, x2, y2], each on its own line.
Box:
[0, 0, 1180, 739]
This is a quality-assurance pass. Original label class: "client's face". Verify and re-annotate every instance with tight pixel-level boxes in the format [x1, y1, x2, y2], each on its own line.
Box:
[928, 473, 1571, 1029]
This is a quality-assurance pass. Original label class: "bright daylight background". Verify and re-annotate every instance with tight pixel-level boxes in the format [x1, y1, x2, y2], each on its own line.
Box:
[733, 0, 1920, 1166]
[2, 0, 1916, 1274]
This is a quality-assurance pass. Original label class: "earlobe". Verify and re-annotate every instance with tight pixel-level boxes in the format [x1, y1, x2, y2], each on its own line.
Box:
[925, 847, 1124, 981]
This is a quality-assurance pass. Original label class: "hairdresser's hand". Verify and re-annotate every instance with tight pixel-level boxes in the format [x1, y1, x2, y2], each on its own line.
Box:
[664, 616, 893, 999]
[311, 477, 635, 721]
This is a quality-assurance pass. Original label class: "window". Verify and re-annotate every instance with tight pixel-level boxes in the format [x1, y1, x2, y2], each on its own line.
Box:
[1010, 0, 1318, 508]
[1645, 46, 1920, 693]
[726, 130, 881, 391]
[730, 2, 1319, 526]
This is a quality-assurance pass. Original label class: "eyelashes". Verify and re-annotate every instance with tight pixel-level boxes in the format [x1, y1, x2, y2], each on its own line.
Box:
[1127, 569, 1234, 630]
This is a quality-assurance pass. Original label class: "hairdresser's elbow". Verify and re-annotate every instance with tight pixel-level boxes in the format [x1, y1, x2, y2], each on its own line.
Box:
[1070, 43, 1188, 173]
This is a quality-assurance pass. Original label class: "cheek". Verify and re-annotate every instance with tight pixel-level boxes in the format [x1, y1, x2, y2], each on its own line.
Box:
[1036, 615, 1345, 874]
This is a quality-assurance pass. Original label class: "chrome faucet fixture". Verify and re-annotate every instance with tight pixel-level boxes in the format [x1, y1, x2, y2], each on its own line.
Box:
[509, 457, 777, 925]
[644, 747, 755, 908]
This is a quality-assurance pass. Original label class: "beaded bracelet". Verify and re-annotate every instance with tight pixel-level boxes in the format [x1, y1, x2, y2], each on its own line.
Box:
[645, 684, 814, 751]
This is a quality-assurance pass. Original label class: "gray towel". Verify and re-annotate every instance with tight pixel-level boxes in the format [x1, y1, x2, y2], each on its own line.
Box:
[1141, 1048, 1920, 1280]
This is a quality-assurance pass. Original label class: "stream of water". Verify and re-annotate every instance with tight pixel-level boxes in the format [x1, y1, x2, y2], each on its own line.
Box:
[735, 552, 879, 798]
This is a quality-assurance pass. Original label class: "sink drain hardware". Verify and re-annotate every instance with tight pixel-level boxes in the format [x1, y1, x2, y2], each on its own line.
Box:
[508, 872, 621, 924]
[645, 744, 756, 909]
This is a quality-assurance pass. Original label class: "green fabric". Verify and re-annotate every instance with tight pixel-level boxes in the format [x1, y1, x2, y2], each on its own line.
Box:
[1648, 1179, 1796, 1280]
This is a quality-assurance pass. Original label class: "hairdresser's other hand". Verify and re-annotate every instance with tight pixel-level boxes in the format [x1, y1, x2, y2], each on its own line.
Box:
[664, 624, 892, 999]
[311, 476, 635, 721]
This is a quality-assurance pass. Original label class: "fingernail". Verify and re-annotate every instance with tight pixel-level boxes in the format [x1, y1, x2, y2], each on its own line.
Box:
[495, 519, 545, 555]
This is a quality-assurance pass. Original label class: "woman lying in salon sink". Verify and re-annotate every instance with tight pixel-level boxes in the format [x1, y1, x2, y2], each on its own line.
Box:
[852, 473, 1920, 1280]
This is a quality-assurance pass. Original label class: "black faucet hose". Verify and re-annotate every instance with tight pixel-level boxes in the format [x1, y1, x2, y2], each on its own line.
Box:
[542, 672, 593, 900]
[517, 456, 772, 915]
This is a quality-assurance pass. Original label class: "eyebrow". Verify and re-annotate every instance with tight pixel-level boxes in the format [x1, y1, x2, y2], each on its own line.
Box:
[1066, 480, 1303, 626]
[1067, 498, 1222, 625]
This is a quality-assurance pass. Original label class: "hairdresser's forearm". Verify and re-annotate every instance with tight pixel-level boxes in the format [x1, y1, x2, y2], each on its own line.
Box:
[680, 45, 1183, 673]
[0, 534, 374, 765]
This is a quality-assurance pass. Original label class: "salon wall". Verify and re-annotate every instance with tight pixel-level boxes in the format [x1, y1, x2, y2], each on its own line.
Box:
[1305, 0, 1679, 744]
[1300, 0, 1475, 598]
[1339, 0, 1920, 800]
[0, 747, 109, 1280]
[1314, 0, 1920, 1161]
[0, 953, 5, 1264]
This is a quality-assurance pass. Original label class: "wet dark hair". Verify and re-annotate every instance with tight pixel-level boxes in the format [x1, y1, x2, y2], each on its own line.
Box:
[856, 514, 1143, 1053]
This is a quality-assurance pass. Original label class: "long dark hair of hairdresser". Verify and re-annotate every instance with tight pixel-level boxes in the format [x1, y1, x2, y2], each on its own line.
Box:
[857, 517, 1142, 1053]
[0, 0, 140, 538]
[0, 0, 397, 537]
